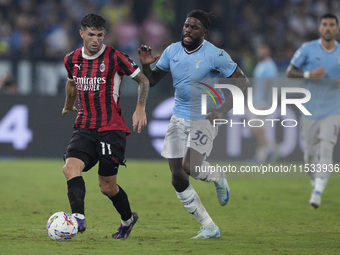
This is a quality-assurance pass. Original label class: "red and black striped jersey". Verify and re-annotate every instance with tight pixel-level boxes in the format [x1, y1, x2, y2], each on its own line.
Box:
[64, 45, 140, 134]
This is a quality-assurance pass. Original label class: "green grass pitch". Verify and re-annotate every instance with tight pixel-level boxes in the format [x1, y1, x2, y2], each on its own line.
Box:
[0, 159, 339, 254]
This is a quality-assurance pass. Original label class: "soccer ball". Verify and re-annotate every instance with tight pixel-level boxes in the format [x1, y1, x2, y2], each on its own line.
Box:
[46, 212, 78, 241]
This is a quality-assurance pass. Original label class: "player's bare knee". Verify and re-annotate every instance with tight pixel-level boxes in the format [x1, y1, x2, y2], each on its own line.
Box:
[99, 182, 109, 196]
[171, 178, 180, 190]
[62, 164, 70, 179]
[99, 182, 119, 197]
[63, 163, 82, 180]
[171, 172, 188, 190]
[171, 178, 178, 189]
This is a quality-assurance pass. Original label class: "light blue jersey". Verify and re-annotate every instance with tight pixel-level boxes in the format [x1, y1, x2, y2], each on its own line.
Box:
[156, 40, 237, 120]
[253, 58, 278, 108]
[291, 39, 340, 119]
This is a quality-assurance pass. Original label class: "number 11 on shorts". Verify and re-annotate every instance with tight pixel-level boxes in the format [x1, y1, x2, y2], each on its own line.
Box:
[100, 142, 112, 155]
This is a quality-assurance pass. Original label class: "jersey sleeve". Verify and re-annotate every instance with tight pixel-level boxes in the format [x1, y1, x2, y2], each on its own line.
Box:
[117, 52, 140, 78]
[290, 43, 308, 70]
[156, 45, 171, 72]
[213, 50, 237, 77]
[64, 53, 74, 81]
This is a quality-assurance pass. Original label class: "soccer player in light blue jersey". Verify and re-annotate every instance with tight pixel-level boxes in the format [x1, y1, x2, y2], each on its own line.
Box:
[138, 10, 249, 238]
[250, 44, 279, 163]
[286, 13, 340, 209]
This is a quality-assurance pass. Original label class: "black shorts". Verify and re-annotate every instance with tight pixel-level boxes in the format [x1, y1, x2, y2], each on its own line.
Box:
[64, 128, 126, 176]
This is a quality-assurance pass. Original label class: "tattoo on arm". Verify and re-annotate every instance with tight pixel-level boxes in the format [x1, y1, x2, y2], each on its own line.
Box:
[138, 80, 149, 105]
[133, 72, 150, 105]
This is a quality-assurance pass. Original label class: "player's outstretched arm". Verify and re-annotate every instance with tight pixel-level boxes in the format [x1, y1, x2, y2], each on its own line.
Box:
[206, 66, 250, 123]
[132, 72, 150, 133]
[138, 44, 167, 87]
[62, 80, 78, 116]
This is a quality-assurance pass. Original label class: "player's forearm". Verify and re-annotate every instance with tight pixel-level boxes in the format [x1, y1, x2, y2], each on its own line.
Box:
[133, 72, 150, 107]
[219, 98, 234, 115]
[64, 81, 78, 109]
[142, 65, 168, 87]
[141, 64, 158, 87]
[137, 78, 149, 107]
[286, 64, 304, 78]
[220, 67, 250, 114]
[64, 95, 77, 110]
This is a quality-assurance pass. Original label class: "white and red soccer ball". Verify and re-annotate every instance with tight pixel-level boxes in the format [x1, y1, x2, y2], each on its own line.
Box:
[46, 212, 78, 241]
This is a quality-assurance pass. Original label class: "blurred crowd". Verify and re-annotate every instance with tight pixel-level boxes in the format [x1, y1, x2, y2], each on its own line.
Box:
[0, 0, 339, 94]
[212, 0, 340, 75]
[0, 0, 174, 60]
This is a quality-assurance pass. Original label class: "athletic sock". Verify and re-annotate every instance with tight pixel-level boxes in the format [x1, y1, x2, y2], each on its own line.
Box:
[121, 215, 134, 226]
[109, 185, 132, 221]
[194, 161, 222, 184]
[72, 213, 85, 219]
[314, 177, 328, 194]
[176, 184, 215, 228]
[304, 144, 318, 184]
[311, 140, 333, 194]
[67, 176, 86, 215]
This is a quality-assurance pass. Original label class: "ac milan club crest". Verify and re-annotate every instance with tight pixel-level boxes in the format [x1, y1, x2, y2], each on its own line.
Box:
[100, 62, 105, 72]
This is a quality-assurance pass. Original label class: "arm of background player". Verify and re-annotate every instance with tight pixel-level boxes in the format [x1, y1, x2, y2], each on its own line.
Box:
[286, 64, 327, 78]
[132, 72, 150, 133]
[62, 80, 78, 116]
[138, 45, 167, 87]
[206, 66, 250, 123]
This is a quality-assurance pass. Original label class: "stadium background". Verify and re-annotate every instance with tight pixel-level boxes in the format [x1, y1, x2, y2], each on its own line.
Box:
[0, 0, 340, 161]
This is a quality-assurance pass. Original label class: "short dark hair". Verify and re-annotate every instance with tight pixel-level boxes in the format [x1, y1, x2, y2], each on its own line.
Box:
[81, 13, 106, 31]
[319, 13, 338, 25]
[187, 10, 211, 29]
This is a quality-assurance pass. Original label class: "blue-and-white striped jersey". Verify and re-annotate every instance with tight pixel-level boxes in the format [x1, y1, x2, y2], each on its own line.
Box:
[290, 39, 340, 119]
[156, 40, 237, 120]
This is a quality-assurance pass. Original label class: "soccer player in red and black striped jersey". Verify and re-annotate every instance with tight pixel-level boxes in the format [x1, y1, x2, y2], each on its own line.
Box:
[61, 13, 150, 239]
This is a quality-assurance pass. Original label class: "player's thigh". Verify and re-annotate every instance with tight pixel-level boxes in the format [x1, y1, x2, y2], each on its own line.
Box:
[187, 119, 218, 158]
[161, 116, 188, 159]
[319, 115, 340, 143]
[64, 128, 98, 172]
[97, 130, 126, 177]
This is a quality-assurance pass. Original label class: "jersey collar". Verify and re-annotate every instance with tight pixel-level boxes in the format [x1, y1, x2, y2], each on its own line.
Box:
[318, 39, 338, 53]
[184, 40, 205, 54]
[82, 44, 106, 59]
